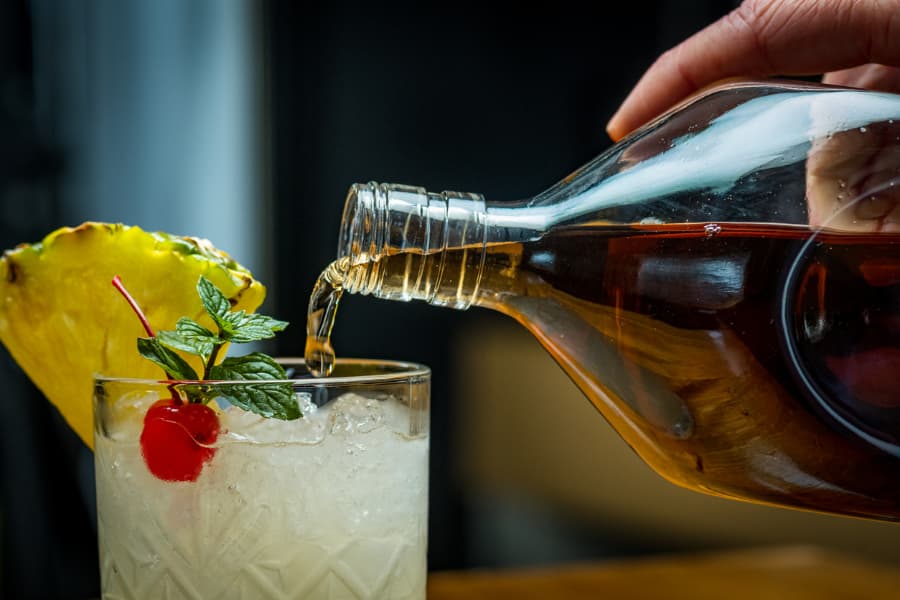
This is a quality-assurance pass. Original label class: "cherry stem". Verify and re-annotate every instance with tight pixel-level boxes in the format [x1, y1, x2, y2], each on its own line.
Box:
[112, 275, 182, 397]
[111, 275, 156, 337]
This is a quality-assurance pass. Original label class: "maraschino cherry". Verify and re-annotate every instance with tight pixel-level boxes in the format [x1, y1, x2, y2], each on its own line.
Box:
[140, 399, 220, 482]
[112, 275, 220, 482]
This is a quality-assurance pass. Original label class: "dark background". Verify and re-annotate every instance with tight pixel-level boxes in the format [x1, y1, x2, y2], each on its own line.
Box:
[267, 0, 736, 576]
[0, 1, 736, 597]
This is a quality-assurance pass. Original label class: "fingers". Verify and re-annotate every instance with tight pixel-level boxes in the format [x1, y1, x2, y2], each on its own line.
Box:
[607, 0, 900, 141]
[807, 120, 900, 232]
[823, 64, 900, 94]
[606, 7, 773, 142]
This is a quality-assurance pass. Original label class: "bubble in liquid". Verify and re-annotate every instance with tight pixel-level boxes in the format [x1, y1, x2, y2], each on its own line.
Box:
[704, 223, 722, 237]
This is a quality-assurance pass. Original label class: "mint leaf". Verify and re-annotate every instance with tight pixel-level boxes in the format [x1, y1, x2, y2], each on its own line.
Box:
[158, 318, 221, 356]
[222, 311, 289, 343]
[197, 275, 290, 343]
[137, 337, 199, 380]
[209, 353, 298, 419]
[198, 276, 232, 330]
[209, 352, 288, 381]
[217, 383, 300, 420]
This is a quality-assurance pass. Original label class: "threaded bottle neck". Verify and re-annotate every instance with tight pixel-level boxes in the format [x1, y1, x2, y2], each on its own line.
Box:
[337, 182, 488, 309]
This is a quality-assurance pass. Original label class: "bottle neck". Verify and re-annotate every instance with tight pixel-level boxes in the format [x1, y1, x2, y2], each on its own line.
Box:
[337, 182, 489, 309]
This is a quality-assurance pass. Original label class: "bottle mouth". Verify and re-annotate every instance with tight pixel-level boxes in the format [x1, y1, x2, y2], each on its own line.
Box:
[336, 182, 384, 297]
[336, 181, 488, 308]
[337, 182, 377, 261]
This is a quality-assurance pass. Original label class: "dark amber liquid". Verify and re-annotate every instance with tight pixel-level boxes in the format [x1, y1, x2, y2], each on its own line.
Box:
[310, 221, 900, 519]
[467, 222, 900, 519]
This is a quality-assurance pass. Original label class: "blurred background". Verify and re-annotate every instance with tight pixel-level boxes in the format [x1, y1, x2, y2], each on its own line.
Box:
[3, 0, 900, 598]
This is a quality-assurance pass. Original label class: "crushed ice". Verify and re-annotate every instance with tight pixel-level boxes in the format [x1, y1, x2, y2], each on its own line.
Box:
[221, 392, 326, 445]
[219, 392, 389, 445]
[329, 393, 384, 436]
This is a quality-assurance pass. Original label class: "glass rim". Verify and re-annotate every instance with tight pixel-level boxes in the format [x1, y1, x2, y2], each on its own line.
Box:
[93, 357, 430, 386]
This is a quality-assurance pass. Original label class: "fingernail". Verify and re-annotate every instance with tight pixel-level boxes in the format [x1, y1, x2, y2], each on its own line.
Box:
[606, 114, 624, 142]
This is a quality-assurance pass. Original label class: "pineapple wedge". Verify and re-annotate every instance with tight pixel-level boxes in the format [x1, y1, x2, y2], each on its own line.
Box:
[0, 222, 266, 449]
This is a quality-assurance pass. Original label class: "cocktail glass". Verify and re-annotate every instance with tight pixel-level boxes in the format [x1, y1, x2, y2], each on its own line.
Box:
[93, 358, 430, 599]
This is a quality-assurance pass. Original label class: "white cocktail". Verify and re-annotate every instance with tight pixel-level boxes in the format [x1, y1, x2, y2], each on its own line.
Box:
[94, 360, 429, 599]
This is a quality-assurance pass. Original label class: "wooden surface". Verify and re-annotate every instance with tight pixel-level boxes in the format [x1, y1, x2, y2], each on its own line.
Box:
[427, 546, 900, 599]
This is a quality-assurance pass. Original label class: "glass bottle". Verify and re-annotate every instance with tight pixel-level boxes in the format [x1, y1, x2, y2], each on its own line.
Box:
[320, 80, 900, 520]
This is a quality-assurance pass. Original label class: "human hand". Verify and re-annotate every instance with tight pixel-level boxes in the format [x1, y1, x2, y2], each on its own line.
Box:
[606, 0, 900, 142]
[807, 117, 900, 232]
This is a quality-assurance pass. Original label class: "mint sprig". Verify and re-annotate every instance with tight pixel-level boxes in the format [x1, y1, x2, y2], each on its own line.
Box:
[197, 276, 288, 344]
[158, 318, 220, 357]
[138, 337, 199, 381]
[132, 275, 299, 420]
